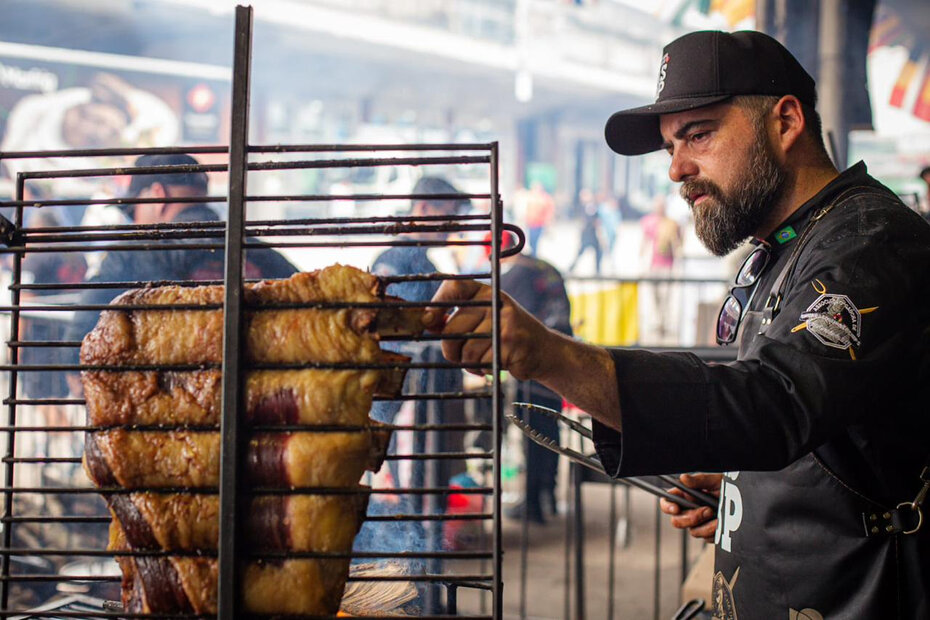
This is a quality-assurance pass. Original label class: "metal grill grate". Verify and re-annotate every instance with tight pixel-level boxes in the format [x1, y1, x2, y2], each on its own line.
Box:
[0, 6, 512, 618]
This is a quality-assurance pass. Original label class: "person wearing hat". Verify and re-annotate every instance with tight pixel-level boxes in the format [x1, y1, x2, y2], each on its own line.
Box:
[359, 176, 468, 571]
[427, 31, 929, 617]
[66, 153, 297, 358]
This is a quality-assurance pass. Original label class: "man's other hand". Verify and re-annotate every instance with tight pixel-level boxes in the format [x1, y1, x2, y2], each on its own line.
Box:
[659, 473, 721, 543]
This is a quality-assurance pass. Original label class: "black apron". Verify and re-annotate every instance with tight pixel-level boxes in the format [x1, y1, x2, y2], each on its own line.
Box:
[710, 309, 921, 619]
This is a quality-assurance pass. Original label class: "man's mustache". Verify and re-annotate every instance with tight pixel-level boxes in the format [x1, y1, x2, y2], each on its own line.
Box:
[680, 179, 722, 207]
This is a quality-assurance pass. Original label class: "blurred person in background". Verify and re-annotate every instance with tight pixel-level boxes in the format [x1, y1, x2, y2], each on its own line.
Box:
[66, 154, 297, 380]
[639, 195, 682, 339]
[569, 188, 604, 275]
[523, 180, 555, 257]
[17, 210, 88, 497]
[597, 191, 622, 273]
[21, 210, 87, 296]
[364, 176, 468, 562]
[426, 30, 930, 617]
[640, 194, 682, 273]
[497, 232, 572, 524]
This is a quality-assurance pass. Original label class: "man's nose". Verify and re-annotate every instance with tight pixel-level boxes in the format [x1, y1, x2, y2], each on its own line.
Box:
[668, 149, 697, 183]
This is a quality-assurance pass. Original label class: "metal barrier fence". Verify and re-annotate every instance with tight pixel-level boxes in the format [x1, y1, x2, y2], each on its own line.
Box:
[502, 270, 736, 618]
[565, 275, 731, 349]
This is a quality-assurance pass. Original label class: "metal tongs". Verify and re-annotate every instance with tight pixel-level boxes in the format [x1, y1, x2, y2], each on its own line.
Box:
[507, 402, 718, 511]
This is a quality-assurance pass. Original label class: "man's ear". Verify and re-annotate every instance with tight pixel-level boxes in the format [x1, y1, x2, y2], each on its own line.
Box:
[771, 95, 805, 155]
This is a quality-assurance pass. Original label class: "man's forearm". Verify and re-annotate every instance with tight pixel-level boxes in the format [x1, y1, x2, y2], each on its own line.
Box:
[534, 330, 622, 431]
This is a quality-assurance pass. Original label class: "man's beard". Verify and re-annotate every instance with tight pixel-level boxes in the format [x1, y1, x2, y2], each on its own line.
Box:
[681, 131, 787, 256]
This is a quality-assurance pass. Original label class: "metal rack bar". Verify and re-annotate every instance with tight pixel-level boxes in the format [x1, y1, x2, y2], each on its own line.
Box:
[8, 271, 494, 292]
[1, 512, 488, 524]
[8, 211, 494, 232]
[0, 549, 495, 560]
[16, 154, 490, 184]
[0, 612, 491, 620]
[0, 237, 515, 254]
[0, 361, 495, 371]
[0, 174, 25, 610]
[0, 422, 496, 432]
[0, 574, 494, 583]
[0, 486, 494, 495]
[0, 141, 495, 160]
[216, 6, 251, 618]
[489, 141, 504, 619]
[16, 221, 517, 244]
[0, 299, 492, 311]
[3, 452, 494, 464]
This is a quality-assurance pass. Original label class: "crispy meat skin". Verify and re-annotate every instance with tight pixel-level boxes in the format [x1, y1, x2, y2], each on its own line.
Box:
[84, 428, 390, 489]
[110, 492, 369, 551]
[111, 521, 349, 615]
[80, 265, 423, 367]
[82, 368, 387, 427]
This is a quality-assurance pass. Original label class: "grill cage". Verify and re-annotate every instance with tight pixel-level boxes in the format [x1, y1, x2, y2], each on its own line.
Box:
[0, 140, 513, 618]
[0, 62, 513, 620]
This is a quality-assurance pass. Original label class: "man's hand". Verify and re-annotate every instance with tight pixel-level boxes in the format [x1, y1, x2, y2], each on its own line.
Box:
[422, 279, 552, 381]
[659, 473, 721, 542]
[424, 279, 622, 430]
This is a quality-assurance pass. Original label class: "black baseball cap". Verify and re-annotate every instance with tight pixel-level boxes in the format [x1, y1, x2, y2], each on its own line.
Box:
[604, 30, 817, 156]
[412, 176, 471, 213]
[127, 154, 208, 197]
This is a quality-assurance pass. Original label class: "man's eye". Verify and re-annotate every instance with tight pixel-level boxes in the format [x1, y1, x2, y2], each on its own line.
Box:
[691, 131, 710, 143]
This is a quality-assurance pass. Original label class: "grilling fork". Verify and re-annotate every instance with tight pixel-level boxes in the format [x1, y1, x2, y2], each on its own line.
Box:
[508, 403, 718, 511]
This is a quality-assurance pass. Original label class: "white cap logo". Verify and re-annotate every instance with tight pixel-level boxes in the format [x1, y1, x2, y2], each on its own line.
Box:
[656, 53, 670, 99]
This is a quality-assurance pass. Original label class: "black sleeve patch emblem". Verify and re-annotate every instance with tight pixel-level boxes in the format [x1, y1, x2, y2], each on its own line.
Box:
[791, 279, 878, 360]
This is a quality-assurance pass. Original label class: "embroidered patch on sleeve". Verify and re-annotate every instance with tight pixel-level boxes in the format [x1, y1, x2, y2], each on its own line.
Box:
[790, 279, 878, 360]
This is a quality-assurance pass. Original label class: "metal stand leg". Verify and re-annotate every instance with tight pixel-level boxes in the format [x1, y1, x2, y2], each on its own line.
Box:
[519, 484, 529, 619]
[653, 498, 662, 620]
[680, 528, 689, 599]
[572, 463, 585, 620]
[618, 485, 632, 548]
[563, 463, 573, 620]
[608, 480, 617, 619]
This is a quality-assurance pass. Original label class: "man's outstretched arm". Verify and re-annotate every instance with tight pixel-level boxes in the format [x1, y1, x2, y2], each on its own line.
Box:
[424, 279, 622, 431]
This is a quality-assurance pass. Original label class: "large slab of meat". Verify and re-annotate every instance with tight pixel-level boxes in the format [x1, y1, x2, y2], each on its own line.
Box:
[80, 264, 421, 615]
[107, 493, 370, 615]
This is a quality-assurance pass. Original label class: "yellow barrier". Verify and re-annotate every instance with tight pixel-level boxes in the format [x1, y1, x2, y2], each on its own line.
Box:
[569, 281, 639, 346]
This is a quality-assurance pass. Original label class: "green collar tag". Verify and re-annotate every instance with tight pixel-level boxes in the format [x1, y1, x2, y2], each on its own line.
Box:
[775, 225, 797, 244]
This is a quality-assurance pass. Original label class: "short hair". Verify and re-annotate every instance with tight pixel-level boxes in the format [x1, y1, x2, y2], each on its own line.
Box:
[412, 176, 470, 214]
[732, 95, 830, 161]
[127, 154, 208, 197]
[920, 166, 930, 180]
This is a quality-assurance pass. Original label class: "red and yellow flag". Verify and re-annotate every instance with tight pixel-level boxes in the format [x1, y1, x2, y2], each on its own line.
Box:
[889, 58, 918, 108]
[912, 64, 930, 122]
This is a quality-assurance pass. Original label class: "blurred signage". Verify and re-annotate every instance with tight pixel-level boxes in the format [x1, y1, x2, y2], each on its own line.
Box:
[0, 50, 229, 195]
[183, 82, 221, 142]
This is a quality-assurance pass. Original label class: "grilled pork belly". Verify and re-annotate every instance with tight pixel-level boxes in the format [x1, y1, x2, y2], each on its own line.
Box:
[109, 492, 370, 552]
[83, 428, 391, 489]
[81, 264, 424, 615]
[111, 520, 350, 616]
[82, 364, 408, 427]
[80, 265, 423, 367]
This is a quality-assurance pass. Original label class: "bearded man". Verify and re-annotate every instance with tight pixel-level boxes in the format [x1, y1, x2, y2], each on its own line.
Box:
[426, 31, 930, 618]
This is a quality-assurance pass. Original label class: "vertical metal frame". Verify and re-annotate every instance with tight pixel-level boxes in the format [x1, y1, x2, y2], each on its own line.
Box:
[489, 142, 503, 619]
[0, 176, 24, 611]
[216, 5, 252, 618]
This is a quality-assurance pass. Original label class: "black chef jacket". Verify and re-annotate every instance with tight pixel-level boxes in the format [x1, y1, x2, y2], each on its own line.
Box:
[593, 162, 930, 618]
